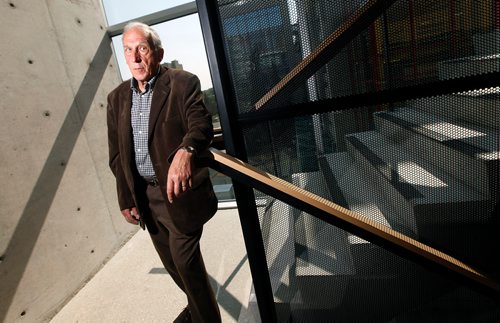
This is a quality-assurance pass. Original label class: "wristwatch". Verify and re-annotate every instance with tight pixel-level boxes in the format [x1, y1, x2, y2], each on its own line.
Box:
[181, 146, 196, 155]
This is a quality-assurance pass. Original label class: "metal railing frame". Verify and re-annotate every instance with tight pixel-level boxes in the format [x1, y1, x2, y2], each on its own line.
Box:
[106, 1, 500, 321]
[204, 149, 500, 300]
[197, 1, 279, 321]
[197, 0, 500, 321]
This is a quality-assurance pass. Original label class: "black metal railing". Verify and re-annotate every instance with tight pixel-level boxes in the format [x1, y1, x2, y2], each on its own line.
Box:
[198, 0, 500, 321]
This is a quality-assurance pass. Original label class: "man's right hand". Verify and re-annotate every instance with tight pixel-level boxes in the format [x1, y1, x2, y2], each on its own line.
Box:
[121, 207, 140, 225]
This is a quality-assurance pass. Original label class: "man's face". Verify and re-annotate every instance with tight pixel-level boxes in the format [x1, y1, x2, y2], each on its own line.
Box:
[123, 28, 164, 87]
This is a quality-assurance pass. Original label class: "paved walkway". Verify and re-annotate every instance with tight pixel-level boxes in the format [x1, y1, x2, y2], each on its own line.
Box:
[51, 208, 258, 323]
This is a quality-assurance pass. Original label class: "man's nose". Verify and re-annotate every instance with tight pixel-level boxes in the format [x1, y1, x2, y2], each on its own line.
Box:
[133, 50, 141, 62]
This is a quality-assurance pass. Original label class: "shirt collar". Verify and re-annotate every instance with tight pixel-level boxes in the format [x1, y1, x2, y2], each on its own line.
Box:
[130, 67, 161, 94]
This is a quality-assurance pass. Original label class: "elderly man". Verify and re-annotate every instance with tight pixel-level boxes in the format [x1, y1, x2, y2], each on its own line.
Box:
[107, 21, 220, 323]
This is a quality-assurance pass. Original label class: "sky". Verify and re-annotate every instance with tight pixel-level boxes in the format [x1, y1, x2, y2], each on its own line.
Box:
[103, 0, 213, 90]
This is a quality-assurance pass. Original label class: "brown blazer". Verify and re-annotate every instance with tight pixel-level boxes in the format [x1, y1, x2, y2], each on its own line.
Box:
[107, 67, 217, 233]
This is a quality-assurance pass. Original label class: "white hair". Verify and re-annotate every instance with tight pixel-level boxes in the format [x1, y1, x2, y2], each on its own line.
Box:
[123, 21, 163, 50]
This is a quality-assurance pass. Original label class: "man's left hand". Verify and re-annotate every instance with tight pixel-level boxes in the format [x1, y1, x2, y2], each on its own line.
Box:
[166, 148, 194, 203]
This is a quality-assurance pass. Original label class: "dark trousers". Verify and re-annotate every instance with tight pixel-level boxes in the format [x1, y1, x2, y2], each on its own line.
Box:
[145, 184, 221, 323]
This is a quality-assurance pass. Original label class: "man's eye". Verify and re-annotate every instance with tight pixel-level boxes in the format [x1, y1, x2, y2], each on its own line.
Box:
[139, 46, 149, 53]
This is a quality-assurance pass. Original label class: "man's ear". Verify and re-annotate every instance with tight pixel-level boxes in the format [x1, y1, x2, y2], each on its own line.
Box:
[157, 47, 164, 61]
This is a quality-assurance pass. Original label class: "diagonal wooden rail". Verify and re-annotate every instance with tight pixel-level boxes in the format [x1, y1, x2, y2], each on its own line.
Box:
[255, 0, 398, 110]
[205, 148, 500, 300]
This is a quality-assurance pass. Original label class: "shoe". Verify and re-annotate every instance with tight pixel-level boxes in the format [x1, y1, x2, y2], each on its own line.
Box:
[173, 306, 192, 323]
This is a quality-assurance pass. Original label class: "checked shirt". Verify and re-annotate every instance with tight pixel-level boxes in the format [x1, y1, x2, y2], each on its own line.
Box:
[131, 75, 158, 178]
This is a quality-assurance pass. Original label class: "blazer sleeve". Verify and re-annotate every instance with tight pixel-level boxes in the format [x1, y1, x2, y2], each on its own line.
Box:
[169, 74, 214, 161]
[107, 91, 135, 210]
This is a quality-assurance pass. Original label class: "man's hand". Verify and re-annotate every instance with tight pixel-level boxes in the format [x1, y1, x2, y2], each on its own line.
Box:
[121, 207, 140, 225]
[167, 148, 194, 203]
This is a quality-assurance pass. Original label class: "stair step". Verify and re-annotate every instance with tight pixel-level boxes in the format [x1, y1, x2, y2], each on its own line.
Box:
[322, 152, 416, 238]
[258, 198, 296, 302]
[407, 93, 499, 129]
[374, 108, 498, 198]
[437, 53, 500, 80]
[293, 153, 416, 279]
[375, 108, 497, 160]
[291, 171, 355, 277]
[345, 131, 490, 234]
[322, 153, 394, 229]
[292, 243, 456, 315]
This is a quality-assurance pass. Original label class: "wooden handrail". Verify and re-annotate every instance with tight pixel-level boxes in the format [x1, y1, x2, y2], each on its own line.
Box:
[206, 148, 500, 298]
[254, 0, 397, 110]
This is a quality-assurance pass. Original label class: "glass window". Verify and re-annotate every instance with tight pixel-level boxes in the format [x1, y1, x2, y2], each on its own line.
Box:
[102, 0, 193, 25]
[105, 3, 234, 203]
[111, 14, 213, 91]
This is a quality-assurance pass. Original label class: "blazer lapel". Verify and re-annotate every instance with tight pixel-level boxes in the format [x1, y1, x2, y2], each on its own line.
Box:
[118, 89, 133, 167]
[149, 68, 171, 140]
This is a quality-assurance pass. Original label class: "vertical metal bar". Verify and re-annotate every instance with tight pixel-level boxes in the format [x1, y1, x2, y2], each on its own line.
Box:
[382, 11, 395, 111]
[196, 1, 278, 322]
[369, 24, 381, 92]
[343, 1, 358, 93]
[408, 0, 418, 79]
[495, 0, 500, 29]
[449, 0, 457, 58]
[369, 23, 383, 111]
[267, 121, 281, 177]
[295, 1, 325, 155]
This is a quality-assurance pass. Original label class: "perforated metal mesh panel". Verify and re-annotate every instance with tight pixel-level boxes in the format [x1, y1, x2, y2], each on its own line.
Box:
[215, 0, 499, 321]
[256, 190, 500, 322]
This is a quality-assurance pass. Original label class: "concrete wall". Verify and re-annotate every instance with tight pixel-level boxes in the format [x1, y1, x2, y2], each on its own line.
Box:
[0, 1, 136, 322]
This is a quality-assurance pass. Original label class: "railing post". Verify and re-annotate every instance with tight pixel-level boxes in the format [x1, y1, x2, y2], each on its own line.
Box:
[196, 1, 278, 321]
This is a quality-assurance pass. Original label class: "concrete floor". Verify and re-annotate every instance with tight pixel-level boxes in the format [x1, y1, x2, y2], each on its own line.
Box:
[50, 208, 258, 323]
